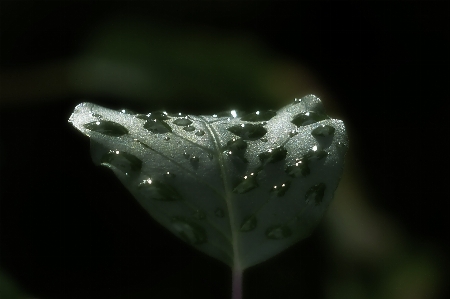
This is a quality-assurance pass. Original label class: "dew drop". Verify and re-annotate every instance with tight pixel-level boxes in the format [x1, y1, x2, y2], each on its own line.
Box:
[259, 146, 287, 165]
[163, 136, 170, 141]
[305, 183, 326, 205]
[171, 217, 207, 245]
[138, 179, 182, 201]
[119, 109, 136, 115]
[183, 152, 190, 159]
[224, 138, 248, 162]
[84, 120, 128, 137]
[90, 113, 103, 118]
[101, 150, 142, 172]
[266, 225, 292, 240]
[240, 216, 257, 232]
[285, 160, 310, 177]
[149, 111, 169, 120]
[289, 130, 298, 137]
[195, 130, 206, 136]
[164, 171, 176, 178]
[227, 124, 267, 140]
[241, 110, 276, 122]
[270, 181, 291, 197]
[190, 156, 199, 169]
[311, 125, 335, 137]
[144, 119, 172, 134]
[233, 173, 258, 194]
[173, 118, 193, 126]
[291, 111, 328, 127]
[183, 125, 196, 132]
[304, 148, 328, 162]
[214, 208, 225, 218]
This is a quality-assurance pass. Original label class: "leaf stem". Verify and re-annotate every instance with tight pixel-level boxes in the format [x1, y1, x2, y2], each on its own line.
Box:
[231, 267, 243, 299]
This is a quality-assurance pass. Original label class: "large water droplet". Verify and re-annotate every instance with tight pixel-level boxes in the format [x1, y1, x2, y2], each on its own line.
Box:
[183, 125, 196, 132]
[138, 179, 182, 201]
[270, 181, 291, 197]
[101, 150, 142, 172]
[227, 124, 267, 140]
[233, 173, 258, 194]
[266, 225, 292, 240]
[305, 183, 326, 205]
[291, 111, 328, 126]
[195, 130, 206, 136]
[214, 208, 225, 218]
[311, 125, 335, 137]
[241, 110, 276, 122]
[259, 146, 287, 165]
[240, 216, 257, 232]
[173, 118, 193, 126]
[171, 217, 207, 245]
[224, 138, 248, 162]
[144, 119, 172, 133]
[285, 160, 310, 177]
[84, 120, 128, 137]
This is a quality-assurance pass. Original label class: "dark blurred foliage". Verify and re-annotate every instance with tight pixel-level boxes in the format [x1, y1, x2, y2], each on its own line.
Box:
[0, 1, 449, 299]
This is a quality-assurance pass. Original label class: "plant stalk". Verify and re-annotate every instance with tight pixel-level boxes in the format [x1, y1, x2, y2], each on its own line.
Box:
[231, 267, 243, 299]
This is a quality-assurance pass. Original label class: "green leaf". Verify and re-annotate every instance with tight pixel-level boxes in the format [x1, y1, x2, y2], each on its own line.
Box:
[69, 95, 348, 270]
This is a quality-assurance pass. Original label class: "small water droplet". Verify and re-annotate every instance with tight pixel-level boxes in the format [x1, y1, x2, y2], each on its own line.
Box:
[171, 217, 207, 245]
[183, 125, 196, 132]
[285, 160, 310, 177]
[101, 150, 142, 172]
[214, 208, 225, 218]
[270, 181, 291, 197]
[84, 120, 128, 137]
[190, 156, 199, 169]
[164, 171, 176, 178]
[163, 136, 170, 141]
[240, 216, 257, 232]
[144, 119, 172, 134]
[294, 98, 302, 103]
[241, 110, 276, 122]
[138, 179, 182, 201]
[266, 225, 292, 240]
[119, 108, 136, 115]
[193, 210, 206, 220]
[311, 125, 335, 137]
[173, 118, 193, 126]
[305, 183, 326, 205]
[291, 111, 328, 126]
[289, 130, 298, 137]
[227, 124, 267, 140]
[259, 146, 287, 165]
[233, 173, 258, 194]
[90, 113, 103, 118]
[195, 130, 206, 136]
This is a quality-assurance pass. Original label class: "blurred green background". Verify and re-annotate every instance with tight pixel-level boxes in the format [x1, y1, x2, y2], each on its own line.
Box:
[0, 2, 448, 299]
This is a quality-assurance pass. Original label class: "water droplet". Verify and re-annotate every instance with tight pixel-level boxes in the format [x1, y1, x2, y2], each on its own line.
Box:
[163, 136, 170, 141]
[193, 210, 206, 220]
[214, 208, 225, 218]
[304, 148, 328, 162]
[190, 156, 199, 169]
[294, 98, 302, 103]
[240, 216, 257, 232]
[305, 183, 326, 205]
[270, 181, 291, 197]
[266, 225, 292, 239]
[119, 109, 136, 115]
[224, 138, 248, 162]
[227, 124, 267, 140]
[84, 120, 128, 137]
[135, 114, 150, 120]
[164, 171, 176, 178]
[195, 130, 206, 136]
[171, 217, 207, 245]
[138, 179, 182, 201]
[173, 118, 193, 126]
[241, 110, 276, 122]
[259, 146, 287, 165]
[233, 173, 258, 194]
[183, 152, 190, 159]
[285, 160, 310, 177]
[311, 125, 335, 137]
[291, 111, 328, 126]
[289, 130, 298, 137]
[183, 125, 196, 132]
[149, 111, 169, 120]
[144, 119, 172, 133]
[101, 150, 142, 172]
[90, 113, 103, 118]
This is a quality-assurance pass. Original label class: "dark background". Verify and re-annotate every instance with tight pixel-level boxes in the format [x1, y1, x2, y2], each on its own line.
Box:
[1, 2, 449, 299]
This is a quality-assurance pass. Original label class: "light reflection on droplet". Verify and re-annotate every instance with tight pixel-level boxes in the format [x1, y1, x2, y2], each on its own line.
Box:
[231, 110, 237, 118]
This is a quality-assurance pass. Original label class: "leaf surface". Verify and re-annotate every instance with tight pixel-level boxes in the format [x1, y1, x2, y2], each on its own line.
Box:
[69, 95, 348, 270]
